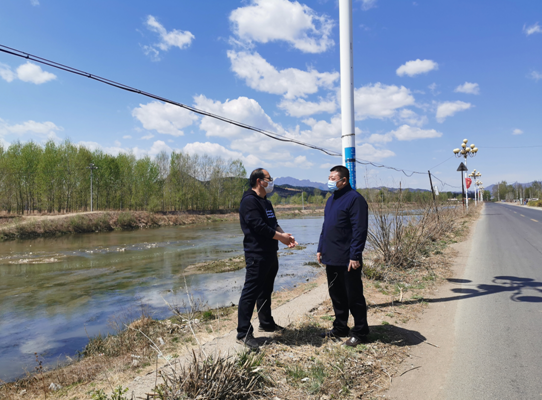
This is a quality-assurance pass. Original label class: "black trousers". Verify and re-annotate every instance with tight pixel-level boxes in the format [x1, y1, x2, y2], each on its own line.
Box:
[326, 264, 370, 338]
[236, 253, 278, 339]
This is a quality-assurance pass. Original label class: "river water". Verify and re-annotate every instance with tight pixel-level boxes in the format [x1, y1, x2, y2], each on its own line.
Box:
[0, 216, 325, 382]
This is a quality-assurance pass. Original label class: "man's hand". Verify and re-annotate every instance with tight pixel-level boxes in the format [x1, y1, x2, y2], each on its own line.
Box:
[316, 252, 322, 264]
[348, 260, 361, 272]
[275, 232, 297, 247]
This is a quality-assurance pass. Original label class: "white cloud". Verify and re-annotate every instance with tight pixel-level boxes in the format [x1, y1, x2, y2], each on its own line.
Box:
[141, 133, 155, 140]
[523, 22, 542, 36]
[368, 125, 442, 143]
[148, 140, 173, 155]
[360, 0, 377, 11]
[123, 135, 132, 139]
[390, 125, 442, 141]
[183, 142, 262, 167]
[454, 82, 480, 95]
[143, 15, 195, 60]
[428, 82, 439, 95]
[356, 143, 395, 161]
[435, 101, 472, 122]
[396, 59, 438, 77]
[0, 119, 63, 140]
[512, 129, 523, 135]
[8, 62, 56, 84]
[1, 62, 56, 84]
[194, 95, 284, 139]
[0, 63, 16, 82]
[354, 83, 415, 120]
[228, 51, 338, 99]
[320, 162, 336, 169]
[230, 0, 334, 53]
[132, 101, 198, 136]
[30, 0, 39, 5]
[283, 155, 314, 169]
[395, 109, 428, 127]
[529, 71, 542, 82]
[278, 97, 336, 117]
[77, 141, 127, 156]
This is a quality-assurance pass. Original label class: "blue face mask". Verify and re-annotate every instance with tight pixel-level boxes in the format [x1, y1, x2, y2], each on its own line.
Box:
[327, 180, 339, 193]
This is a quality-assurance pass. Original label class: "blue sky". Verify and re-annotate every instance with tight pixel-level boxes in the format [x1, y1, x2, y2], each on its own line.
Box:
[0, 0, 541, 190]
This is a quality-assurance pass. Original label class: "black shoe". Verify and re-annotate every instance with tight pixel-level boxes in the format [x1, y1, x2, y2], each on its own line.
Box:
[342, 336, 369, 347]
[236, 333, 260, 351]
[319, 330, 348, 339]
[259, 324, 286, 333]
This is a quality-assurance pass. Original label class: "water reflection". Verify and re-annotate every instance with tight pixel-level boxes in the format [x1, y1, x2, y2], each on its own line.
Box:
[0, 217, 324, 382]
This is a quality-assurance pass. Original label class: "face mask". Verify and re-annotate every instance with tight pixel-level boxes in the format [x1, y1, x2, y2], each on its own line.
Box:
[264, 180, 274, 194]
[328, 180, 339, 193]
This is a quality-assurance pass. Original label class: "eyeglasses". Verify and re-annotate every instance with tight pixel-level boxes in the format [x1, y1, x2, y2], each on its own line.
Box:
[263, 176, 273, 182]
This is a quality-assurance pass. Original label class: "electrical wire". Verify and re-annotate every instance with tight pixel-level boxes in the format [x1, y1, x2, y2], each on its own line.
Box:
[0, 44, 457, 184]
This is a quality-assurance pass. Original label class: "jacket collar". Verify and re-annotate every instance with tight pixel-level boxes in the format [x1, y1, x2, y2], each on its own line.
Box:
[333, 183, 352, 198]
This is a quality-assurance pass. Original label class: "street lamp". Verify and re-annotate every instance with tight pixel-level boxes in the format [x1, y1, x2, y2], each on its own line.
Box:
[87, 163, 98, 212]
[468, 169, 482, 206]
[453, 139, 478, 209]
[477, 181, 484, 202]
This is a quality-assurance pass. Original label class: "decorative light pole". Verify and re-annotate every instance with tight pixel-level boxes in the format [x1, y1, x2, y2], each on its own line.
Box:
[477, 181, 484, 202]
[87, 163, 98, 211]
[468, 169, 482, 206]
[453, 139, 478, 209]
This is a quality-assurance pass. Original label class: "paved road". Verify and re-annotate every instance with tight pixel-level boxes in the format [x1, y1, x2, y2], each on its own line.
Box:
[442, 202, 542, 399]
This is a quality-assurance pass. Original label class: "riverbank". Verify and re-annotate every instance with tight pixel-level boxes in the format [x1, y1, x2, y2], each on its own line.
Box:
[0, 204, 481, 399]
[0, 207, 325, 242]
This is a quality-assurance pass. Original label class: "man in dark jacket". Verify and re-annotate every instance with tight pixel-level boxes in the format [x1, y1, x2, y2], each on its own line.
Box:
[237, 168, 297, 350]
[317, 165, 370, 347]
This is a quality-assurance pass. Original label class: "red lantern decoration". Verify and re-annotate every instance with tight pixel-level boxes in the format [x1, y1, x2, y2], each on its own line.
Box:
[465, 178, 472, 189]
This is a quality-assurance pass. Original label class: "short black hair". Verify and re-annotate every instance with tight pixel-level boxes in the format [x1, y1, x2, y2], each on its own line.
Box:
[249, 168, 266, 188]
[330, 165, 349, 182]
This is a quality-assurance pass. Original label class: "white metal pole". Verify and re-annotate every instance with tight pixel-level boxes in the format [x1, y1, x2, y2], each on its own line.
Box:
[339, 0, 356, 189]
[465, 157, 468, 210]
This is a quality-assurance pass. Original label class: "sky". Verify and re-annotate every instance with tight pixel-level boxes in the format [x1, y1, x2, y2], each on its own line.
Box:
[0, 0, 541, 191]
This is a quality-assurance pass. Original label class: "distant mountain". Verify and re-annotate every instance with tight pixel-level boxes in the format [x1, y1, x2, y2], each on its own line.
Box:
[274, 177, 328, 190]
[274, 177, 433, 194]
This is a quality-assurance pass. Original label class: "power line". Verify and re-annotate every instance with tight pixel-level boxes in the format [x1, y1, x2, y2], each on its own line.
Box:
[0, 44, 455, 184]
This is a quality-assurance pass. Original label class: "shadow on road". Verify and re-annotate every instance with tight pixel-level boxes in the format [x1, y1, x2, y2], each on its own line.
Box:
[370, 275, 542, 308]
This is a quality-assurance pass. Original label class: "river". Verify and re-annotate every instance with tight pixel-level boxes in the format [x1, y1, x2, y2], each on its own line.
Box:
[0, 216, 325, 382]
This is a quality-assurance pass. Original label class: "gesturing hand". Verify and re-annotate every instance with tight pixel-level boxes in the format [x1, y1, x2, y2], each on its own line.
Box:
[316, 252, 322, 264]
[348, 260, 360, 272]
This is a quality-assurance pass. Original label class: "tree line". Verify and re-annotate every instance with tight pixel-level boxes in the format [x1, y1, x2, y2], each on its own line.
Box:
[0, 140, 247, 214]
[492, 181, 542, 202]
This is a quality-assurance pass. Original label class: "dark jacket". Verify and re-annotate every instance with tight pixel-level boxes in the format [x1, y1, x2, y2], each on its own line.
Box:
[317, 184, 368, 266]
[239, 189, 279, 254]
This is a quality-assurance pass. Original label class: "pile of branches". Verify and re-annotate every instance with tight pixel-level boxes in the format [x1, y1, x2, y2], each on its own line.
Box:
[155, 350, 270, 400]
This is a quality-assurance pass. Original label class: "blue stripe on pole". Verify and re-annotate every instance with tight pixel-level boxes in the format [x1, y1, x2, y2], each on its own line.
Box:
[345, 146, 356, 189]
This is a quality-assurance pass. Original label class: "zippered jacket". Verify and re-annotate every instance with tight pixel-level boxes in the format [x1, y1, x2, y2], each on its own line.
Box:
[239, 189, 279, 254]
[317, 184, 368, 266]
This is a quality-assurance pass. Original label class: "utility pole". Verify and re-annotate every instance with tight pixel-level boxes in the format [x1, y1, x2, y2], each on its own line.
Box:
[87, 163, 98, 211]
[340, 0, 356, 189]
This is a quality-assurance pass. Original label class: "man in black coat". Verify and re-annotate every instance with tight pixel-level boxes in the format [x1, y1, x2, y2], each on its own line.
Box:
[236, 168, 297, 350]
[317, 165, 370, 346]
